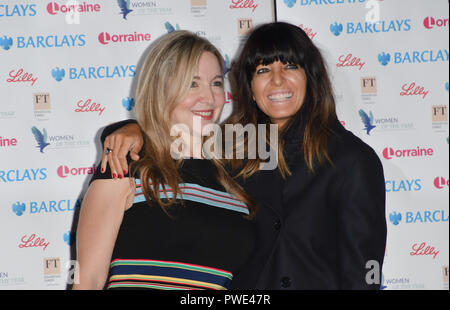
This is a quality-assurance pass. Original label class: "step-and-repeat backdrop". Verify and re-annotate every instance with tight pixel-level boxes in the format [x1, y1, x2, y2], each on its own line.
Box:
[0, 0, 448, 290]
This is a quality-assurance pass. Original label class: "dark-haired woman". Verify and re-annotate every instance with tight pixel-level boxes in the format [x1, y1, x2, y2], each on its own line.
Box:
[100, 22, 387, 290]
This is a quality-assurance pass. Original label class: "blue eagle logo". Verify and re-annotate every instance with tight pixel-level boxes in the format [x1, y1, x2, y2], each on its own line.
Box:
[31, 126, 50, 153]
[117, 0, 133, 20]
[358, 110, 376, 135]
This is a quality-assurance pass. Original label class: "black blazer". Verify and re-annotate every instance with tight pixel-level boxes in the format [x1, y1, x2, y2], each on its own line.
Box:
[101, 115, 387, 290]
[231, 113, 387, 290]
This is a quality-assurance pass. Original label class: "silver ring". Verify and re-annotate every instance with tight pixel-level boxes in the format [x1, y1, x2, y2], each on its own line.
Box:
[105, 147, 113, 155]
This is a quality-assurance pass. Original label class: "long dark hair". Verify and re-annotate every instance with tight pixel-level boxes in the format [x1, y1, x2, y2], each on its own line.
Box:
[227, 22, 337, 176]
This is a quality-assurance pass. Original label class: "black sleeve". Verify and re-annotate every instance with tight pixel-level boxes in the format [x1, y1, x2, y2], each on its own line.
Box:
[100, 119, 138, 144]
[336, 146, 387, 290]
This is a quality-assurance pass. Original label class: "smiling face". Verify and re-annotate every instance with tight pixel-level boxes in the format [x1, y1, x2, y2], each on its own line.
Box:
[171, 51, 225, 136]
[251, 60, 307, 128]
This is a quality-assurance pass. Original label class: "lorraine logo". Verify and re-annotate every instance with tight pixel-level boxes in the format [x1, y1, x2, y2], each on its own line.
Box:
[164, 21, 180, 33]
[389, 212, 402, 225]
[378, 52, 391, 66]
[284, 0, 296, 8]
[122, 97, 135, 111]
[0, 35, 13, 50]
[52, 67, 65, 81]
[423, 17, 449, 29]
[358, 110, 376, 135]
[31, 126, 50, 153]
[434, 177, 449, 189]
[117, 0, 133, 20]
[330, 22, 343, 36]
[12, 202, 26, 216]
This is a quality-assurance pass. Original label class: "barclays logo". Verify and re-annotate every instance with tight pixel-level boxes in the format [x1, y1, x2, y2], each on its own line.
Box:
[0, 168, 47, 183]
[330, 22, 343, 36]
[385, 179, 422, 192]
[0, 34, 86, 49]
[299, 0, 366, 5]
[331, 19, 411, 36]
[378, 52, 390, 66]
[122, 97, 135, 111]
[0, 4, 37, 17]
[389, 210, 449, 226]
[0, 36, 13, 50]
[378, 50, 449, 65]
[284, 0, 297, 8]
[52, 67, 65, 81]
[12, 199, 81, 216]
[51, 65, 136, 81]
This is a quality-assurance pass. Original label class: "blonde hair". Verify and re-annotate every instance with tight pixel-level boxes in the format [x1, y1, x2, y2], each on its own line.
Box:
[131, 30, 256, 218]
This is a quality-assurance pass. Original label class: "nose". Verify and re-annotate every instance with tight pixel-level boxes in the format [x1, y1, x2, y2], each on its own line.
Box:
[200, 85, 215, 104]
[271, 69, 284, 86]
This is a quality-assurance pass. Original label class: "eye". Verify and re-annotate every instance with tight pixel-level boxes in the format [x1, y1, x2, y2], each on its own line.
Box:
[190, 81, 199, 88]
[285, 63, 299, 70]
[212, 80, 223, 87]
[255, 67, 270, 74]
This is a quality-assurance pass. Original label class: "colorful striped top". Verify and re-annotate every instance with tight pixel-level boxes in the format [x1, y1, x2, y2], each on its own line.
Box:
[91, 159, 255, 290]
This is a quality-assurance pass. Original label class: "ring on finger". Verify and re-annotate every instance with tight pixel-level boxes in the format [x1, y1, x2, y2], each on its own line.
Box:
[105, 147, 113, 155]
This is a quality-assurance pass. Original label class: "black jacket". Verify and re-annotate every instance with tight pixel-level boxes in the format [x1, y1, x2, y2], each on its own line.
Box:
[102, 115, 387, 290]
[231, 112, 387, 290]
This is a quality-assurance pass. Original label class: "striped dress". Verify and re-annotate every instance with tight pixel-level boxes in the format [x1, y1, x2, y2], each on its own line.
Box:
[92, 159, 255, 290]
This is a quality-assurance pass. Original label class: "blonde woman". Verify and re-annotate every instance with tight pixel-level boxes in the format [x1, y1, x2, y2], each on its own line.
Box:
[73, 31, 256, 290]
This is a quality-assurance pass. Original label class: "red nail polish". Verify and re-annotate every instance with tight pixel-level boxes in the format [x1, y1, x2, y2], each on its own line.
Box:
[101, 168, 104, 173]
[119, 174, 123, 179]
[112, 173, 117, 179]
[123, 170, 127, 176]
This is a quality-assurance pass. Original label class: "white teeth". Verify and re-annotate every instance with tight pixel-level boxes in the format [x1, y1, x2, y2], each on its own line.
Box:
[193, 111, 212, 116]
[268, 93, 293, 101]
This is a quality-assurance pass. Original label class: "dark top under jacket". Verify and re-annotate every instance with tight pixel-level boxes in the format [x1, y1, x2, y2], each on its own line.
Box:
[101, 111, 387, 290]
[90, 158, 255, 290]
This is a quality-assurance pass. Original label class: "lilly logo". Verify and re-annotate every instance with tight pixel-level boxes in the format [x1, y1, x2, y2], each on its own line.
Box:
[31, 126, 50, 153]
[12, 202, 26, 216]
[117, 0, 133, 19]
[122, 97, 135, 111]
[434, 177, 449, 189]
[284, 0, 297, 8]
[330, 22, 343, 36]
[389, 212, 402, 225]
[378, 52, 391, 66]
[358, 110, 376, 135]
[52, 67, 65, 81]
[0, 35, 13, 50]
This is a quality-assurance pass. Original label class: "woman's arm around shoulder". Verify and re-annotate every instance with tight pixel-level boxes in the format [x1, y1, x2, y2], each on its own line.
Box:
[72, 177, 135, 290]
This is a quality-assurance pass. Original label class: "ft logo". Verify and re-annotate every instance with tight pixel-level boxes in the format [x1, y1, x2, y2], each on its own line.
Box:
[43, 257, 79, 285]
[237, 18, 253, 35]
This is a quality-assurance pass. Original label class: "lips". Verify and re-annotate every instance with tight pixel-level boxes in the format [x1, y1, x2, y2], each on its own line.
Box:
[192, 109, 214, 120]
[268, 91, 293, 101]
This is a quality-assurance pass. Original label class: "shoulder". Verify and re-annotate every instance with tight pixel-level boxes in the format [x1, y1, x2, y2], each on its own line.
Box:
[328, 120, 382, 169]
